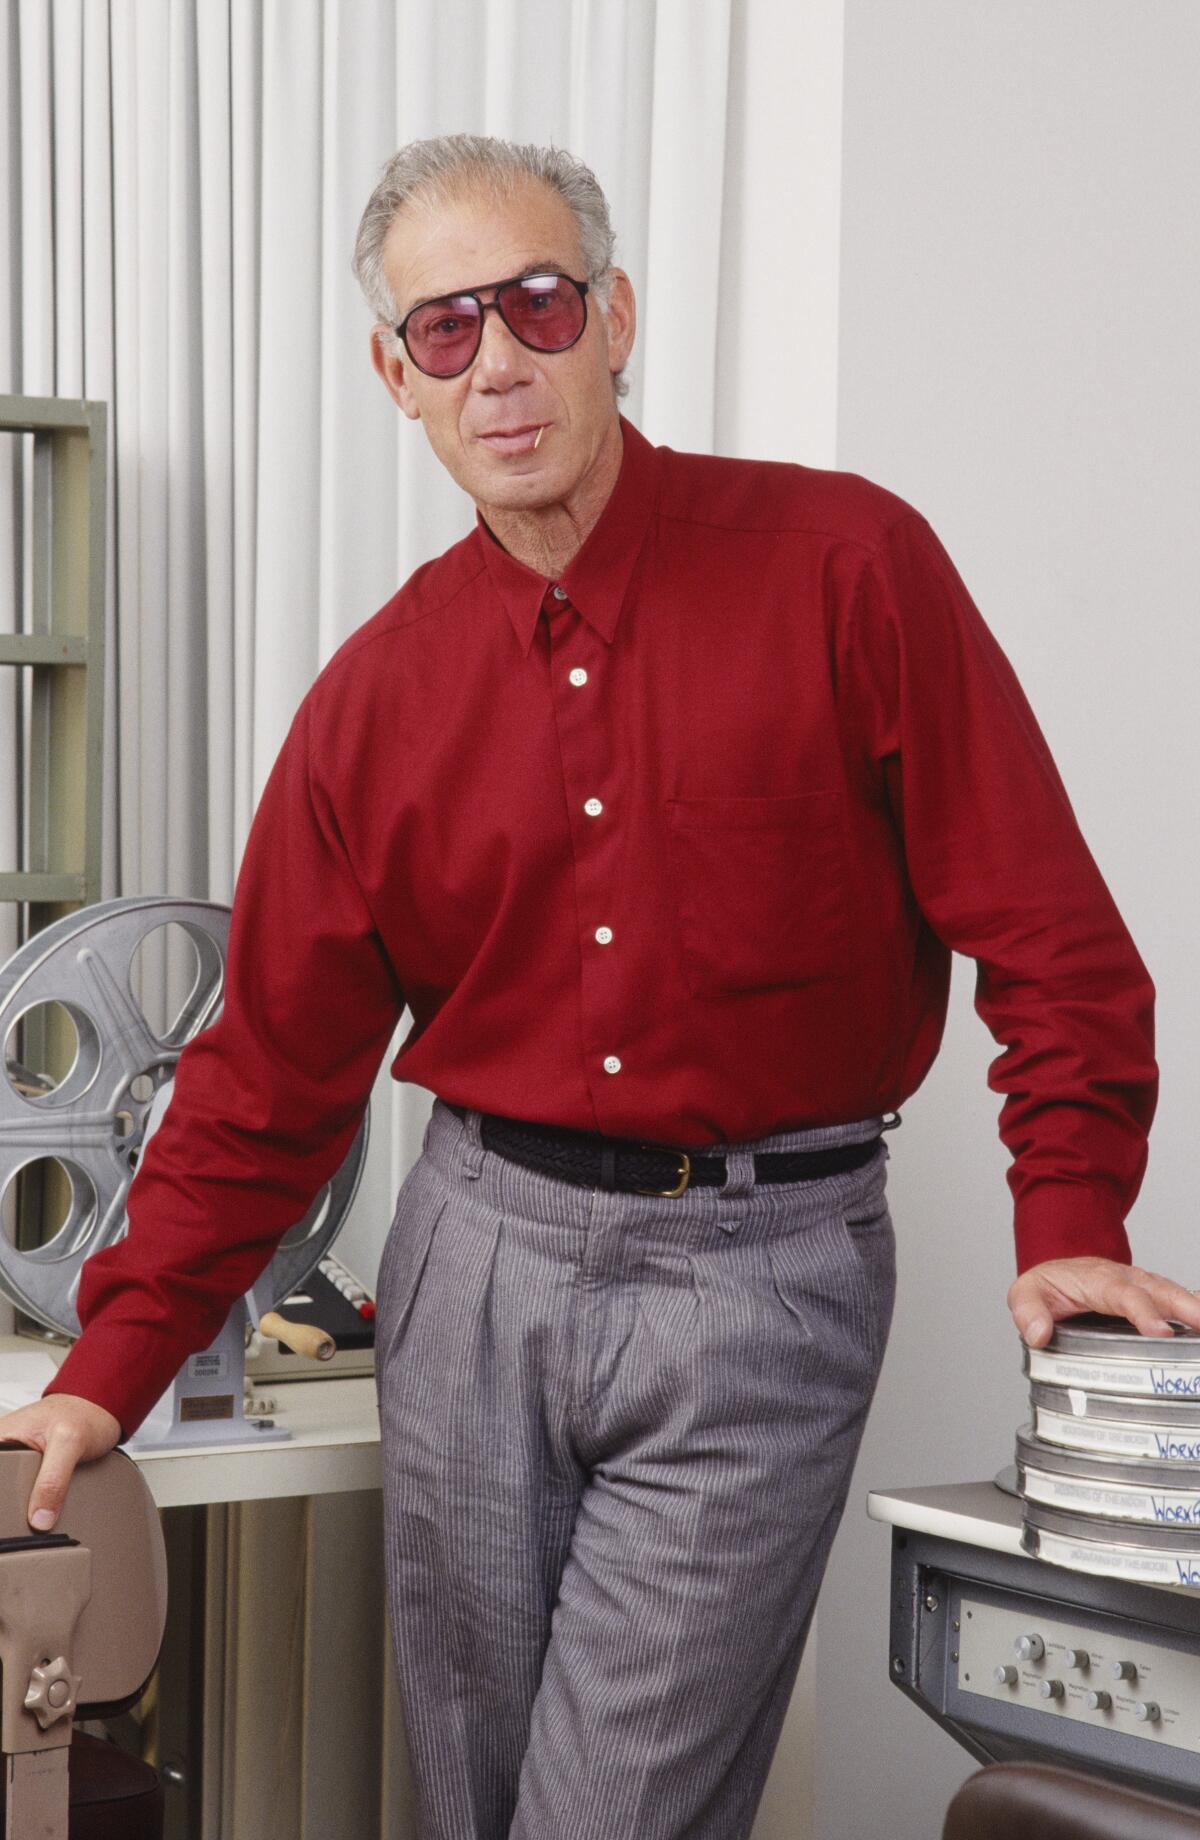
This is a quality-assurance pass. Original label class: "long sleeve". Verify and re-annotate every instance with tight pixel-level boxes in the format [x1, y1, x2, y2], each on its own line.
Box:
[45, 696, 406, 1435]
[843, 510, 1157, 1273]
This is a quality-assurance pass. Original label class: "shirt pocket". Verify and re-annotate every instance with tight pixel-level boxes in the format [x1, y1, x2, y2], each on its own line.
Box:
[664, 790, 851, 997]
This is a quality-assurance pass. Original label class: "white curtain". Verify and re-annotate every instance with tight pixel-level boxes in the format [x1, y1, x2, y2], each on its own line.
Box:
[2, 0, 844, 1286]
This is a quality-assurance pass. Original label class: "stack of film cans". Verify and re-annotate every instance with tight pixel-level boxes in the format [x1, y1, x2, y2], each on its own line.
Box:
[1019, 1314, 1200, 1589]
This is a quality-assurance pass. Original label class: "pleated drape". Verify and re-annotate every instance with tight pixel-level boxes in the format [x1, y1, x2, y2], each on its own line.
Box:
[1, 0, 845, 1281]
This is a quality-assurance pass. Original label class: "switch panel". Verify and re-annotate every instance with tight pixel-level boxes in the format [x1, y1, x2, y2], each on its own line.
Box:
[957, 1595, 1200, 1753]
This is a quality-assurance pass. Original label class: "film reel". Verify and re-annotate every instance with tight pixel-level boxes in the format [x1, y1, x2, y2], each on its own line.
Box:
[1025, 1314, 1200, 1399]
[0, 896, 367, 1339]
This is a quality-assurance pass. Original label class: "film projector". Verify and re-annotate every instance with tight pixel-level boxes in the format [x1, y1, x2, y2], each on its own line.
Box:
[0, 895, 370, 1450]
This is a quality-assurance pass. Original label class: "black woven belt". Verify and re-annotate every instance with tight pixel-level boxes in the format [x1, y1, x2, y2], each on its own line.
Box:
[445, 1104, 881, 1196]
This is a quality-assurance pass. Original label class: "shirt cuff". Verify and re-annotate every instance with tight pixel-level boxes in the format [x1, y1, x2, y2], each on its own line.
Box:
[1013, 1182, 1133, 1275]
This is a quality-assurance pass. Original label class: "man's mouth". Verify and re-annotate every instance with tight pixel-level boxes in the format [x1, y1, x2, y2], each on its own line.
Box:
[477, 425, 547, 455]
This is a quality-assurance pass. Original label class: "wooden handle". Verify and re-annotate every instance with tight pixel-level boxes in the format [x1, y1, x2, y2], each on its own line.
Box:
[259, 1312, 336, 1363]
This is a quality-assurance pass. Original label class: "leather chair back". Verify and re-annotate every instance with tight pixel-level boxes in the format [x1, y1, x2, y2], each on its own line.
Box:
[944, 1763, 1200, 1840]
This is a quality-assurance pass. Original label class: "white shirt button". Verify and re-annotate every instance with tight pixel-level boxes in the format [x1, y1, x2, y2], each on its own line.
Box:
[595, 926, 613, 944]
[603, 1055, 622, 1074]
[583, 797, 603, 817]
[552, 584, 568, 600]
[569, 667, 588, 686]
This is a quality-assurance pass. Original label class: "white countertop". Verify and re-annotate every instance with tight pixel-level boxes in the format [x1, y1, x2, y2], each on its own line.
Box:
[0, 1334, 381, 1509]
[133, 1376, 382, 1508]
[866, 1479, 1026, 1556]
[866, 1478, 1200, 1600]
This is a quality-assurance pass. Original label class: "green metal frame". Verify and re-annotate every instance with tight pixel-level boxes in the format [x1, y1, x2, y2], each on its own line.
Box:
[0, 393, 107, 919]
[1, 395, 107, 1262]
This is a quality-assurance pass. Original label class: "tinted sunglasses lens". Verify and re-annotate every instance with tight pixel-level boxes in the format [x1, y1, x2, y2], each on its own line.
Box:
[500, 276, 585, 350]
[405, 296, 482, 375]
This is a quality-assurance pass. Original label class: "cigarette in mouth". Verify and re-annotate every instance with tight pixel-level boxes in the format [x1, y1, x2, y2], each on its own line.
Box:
[533, 425, 545, 450]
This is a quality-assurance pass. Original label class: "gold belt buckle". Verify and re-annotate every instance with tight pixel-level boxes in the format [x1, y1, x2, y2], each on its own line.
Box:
[634, 1148, 692, 1198]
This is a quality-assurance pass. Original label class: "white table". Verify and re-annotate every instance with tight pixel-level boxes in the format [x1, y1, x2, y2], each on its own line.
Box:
[0, 1332, 382, 1505]
[868, 1477, 1025, 1557]
[133, 1377, 381, 1507]
[866, 1474, 1200, 1808]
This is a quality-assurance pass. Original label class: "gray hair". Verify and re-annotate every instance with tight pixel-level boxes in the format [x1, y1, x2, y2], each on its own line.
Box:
[352, 133, 629, 399]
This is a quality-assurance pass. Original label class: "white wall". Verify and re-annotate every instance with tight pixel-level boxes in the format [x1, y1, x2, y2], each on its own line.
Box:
[817, 6, 1200, 1836]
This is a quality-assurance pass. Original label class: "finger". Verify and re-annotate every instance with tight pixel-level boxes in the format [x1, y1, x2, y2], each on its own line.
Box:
[27, 1431, 82, 1533]
[1131, 1275, 1200, 1335]
[1007, 1285, 1056, 1348]
[1100, 1275, 1174, 1338]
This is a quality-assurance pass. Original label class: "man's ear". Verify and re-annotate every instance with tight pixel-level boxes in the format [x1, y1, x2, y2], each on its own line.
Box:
[601, 269, 637, 378]
[370, 324, 421, 421]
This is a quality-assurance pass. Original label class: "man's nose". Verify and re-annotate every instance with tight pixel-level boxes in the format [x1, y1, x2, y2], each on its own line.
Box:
[470, 304, 533, 387]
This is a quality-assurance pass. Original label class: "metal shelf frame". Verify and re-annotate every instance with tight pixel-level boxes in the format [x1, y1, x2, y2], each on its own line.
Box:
[0, 392, 107, 921]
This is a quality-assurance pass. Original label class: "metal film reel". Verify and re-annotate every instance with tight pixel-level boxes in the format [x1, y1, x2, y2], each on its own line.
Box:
[0, 897, 368, 1337]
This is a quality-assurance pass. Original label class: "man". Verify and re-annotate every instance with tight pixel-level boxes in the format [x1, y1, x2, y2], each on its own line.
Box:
[3, 133, 1197, 1837]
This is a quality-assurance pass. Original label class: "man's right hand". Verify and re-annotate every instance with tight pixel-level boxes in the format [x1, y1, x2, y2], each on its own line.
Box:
[0, 1395, 123, 1531]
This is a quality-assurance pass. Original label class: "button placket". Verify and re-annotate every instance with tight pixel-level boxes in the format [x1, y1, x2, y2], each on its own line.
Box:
[543, 605, 628, 1099]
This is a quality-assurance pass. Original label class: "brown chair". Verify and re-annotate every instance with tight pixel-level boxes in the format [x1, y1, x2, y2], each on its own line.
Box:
[944, 1763, 1200, 1840]
[59, 1730, 163, 1839]
[0, 1446, 168, 1840]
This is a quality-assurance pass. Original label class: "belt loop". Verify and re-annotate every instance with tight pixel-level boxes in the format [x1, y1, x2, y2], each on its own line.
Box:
[599, 1145, 617, 1191]
[459, 1106, 486, 1181]
[718, 1147, 756, 1203]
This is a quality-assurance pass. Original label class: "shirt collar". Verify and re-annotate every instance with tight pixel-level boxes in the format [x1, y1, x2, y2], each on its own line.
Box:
[473, 414, 662, 657]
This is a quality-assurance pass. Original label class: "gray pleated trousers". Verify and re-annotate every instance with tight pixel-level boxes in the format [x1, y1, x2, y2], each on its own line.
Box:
[375, 1097, 896, 1840]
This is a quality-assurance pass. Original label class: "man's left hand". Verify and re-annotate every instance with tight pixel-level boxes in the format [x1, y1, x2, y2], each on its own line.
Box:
[1009, 1257, 1200, 1348]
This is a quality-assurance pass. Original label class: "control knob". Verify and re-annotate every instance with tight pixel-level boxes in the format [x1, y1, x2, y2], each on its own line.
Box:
[1038, 1679, 1065, 1701]
[1065, 1648, 1091, 1671]
[1014, 1634, 1045, 1663]
[994, 1665, 1018, 1686]
[1134, 1702, 1161, 1725]
[1086, 1690, 1112, 1712]
[1111, 1659, 1139, 1682]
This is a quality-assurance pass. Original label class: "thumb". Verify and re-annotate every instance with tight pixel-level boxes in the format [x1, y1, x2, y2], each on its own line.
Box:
[27, 1431, 82, 1533]
[1008, 1284, 1055, 1349]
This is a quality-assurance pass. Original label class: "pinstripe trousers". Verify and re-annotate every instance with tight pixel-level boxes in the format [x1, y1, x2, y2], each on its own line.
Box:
[375, 1097, 896, 1840]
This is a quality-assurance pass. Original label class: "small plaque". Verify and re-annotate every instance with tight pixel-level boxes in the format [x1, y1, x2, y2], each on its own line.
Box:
[180, 1394, 235, 1423]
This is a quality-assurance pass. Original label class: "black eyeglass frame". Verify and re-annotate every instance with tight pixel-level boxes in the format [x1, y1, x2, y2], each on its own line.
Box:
[393, 270, 592, 378]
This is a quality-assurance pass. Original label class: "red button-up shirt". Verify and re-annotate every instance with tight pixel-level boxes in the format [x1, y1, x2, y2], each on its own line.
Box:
[48, 414, 1156, 1434]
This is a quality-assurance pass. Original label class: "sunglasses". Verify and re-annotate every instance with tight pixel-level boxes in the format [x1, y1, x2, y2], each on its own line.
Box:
[394, 271, 591, 378]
